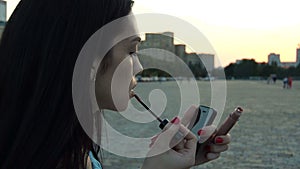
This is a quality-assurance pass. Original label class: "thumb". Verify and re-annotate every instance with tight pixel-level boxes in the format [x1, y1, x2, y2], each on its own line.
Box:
[198, 125, 217, 143]
[147, 117, 181, 157]
[181, 105, 198, 127]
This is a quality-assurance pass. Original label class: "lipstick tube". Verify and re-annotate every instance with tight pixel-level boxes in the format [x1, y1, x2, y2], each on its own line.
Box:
[216, 107, 243, 136]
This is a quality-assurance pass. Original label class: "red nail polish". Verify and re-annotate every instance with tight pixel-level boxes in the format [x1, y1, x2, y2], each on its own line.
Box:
[197, 129, 205, 136]
[151, 135, 158, 142]
[171, 117, 180, 124]
[215, 137, 224, 144]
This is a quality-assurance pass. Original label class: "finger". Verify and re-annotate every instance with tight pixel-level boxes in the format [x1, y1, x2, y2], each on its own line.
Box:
[183, 131, 198, 150]
[147, 118, 185, 157]
[172, 139, 185, 151]
[151, 134, 159, 142]
[209, 144, 229, 153]
[152, 118, 181, 149]
[147, 123, 181, 157]
[172, 124, 197, 150]
[149, 134, 159, 148]
[169, 124, 190, 148]
[181, 105, 198, 127]
[198, 125, 217, 143]
[214, 134, 231, 145]
[206, 153, 220, 161]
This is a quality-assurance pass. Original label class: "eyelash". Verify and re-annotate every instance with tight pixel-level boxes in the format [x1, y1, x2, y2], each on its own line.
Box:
[129, 52, 136, 56]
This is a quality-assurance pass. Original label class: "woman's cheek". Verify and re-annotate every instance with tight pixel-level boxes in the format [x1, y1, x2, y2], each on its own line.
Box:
[110, 57, 133, 111]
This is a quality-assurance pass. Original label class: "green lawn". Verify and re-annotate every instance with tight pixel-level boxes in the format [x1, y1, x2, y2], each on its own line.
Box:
[102, 80, 300, 169]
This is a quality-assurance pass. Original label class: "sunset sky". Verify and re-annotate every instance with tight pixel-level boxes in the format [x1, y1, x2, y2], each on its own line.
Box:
[5, 0, 300, 67]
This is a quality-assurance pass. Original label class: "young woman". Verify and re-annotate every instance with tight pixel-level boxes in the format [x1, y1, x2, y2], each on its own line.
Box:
[0, 0, 230, 168]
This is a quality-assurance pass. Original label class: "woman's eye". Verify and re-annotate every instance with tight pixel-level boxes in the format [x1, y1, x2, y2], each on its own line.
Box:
[129, 52, 136, 56]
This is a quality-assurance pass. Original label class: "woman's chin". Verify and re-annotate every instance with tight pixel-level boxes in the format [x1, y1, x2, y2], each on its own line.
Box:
[110, 100, 130, 112]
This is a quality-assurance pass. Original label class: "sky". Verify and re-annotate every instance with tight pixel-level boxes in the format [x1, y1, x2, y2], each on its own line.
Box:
[5, 0, 300, 67]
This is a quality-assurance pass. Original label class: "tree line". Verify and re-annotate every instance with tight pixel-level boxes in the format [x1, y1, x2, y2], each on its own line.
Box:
[137, 57, 300, 80]
[224, 59, 300, 79]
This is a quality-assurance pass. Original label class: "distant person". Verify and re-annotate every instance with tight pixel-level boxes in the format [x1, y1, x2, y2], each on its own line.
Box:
[271, 74, 277, 84]
[288, 77, 293, 89]
[283, 77, 288, 88]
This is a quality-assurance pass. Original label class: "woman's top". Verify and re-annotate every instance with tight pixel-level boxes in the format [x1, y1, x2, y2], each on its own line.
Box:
[89, 151, 102, 169]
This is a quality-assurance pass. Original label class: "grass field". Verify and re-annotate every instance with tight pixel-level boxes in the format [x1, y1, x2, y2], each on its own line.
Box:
[101, 80, 300, 169]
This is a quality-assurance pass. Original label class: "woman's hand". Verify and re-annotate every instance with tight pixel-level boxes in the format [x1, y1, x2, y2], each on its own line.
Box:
[181, 105, 232, 165]
[194, 125, 231, 165]
[142, 117, 198, 169]
[142, 105, 232, 169]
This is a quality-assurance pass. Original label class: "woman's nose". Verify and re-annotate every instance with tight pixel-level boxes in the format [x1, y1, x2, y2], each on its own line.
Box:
[132, 53, 143, 75]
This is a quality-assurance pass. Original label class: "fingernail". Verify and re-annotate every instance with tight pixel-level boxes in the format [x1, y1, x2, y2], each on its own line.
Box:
[197, 129, 205, 136]
[215, 137, 224, 144]
[170, 117, 180, 124]
[206, 153, 219, 160]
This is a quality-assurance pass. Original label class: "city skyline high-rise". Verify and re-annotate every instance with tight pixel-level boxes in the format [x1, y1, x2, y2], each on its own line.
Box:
[267, 47, 300, 68]
[138, 32, 215, 72]
[0, 0, 6, 40]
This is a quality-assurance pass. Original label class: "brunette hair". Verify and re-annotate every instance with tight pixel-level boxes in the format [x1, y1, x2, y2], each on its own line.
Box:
[0, 0, 133, 168]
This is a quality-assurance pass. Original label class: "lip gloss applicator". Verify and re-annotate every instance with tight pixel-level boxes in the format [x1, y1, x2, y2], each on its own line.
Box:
[132, 91, 243, 138]
[132, 93, 170, 130]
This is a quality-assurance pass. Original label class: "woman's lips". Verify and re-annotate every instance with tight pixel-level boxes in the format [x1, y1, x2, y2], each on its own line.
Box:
[129, 90, 135, 98]
[129, 82, 137, 98]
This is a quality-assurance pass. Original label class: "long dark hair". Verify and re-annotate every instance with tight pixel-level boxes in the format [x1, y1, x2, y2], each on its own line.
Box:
[0, 0, 133, 168]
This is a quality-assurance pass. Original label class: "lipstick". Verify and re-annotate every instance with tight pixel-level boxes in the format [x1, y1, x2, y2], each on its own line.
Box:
[216, 107, 243, 136]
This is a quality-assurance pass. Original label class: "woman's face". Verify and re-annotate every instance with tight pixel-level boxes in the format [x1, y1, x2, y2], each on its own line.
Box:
[95, 35, 142, 111]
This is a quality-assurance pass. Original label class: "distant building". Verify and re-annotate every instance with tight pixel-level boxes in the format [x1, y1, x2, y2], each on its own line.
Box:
[268, 53, 281, 66]
[280, 62, 297, 68]
[199, 54, 214, 72]
[139, 32, 176, 62]
[138, 32, 215, 72]
[139, 32, 175, 53]
[297, 48, 300, 66]
[0, 0, 6, 40]
[175, 44, 186, 59]
[185, 53, 198, 65]
[267, 47, 300, 68]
